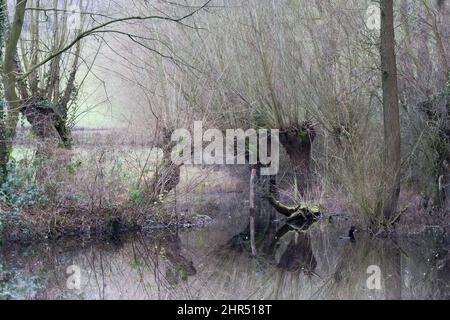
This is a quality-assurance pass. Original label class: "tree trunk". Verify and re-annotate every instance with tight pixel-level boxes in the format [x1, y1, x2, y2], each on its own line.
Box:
[432, 0, 449, 88]
[0, 0, 27, 184]
[147, 128, 182, 201]
[380, 0, 401, 223]
[249, 168, 257, 256]
[0, 0, 8, 183]
[55, 41, 82, 150]
[279, 121, 316, 195]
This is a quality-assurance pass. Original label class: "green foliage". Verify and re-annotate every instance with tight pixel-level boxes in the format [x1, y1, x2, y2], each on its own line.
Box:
[65, 159, 83, 175]
[129, 183, 146, 205]
[0, 160, 48, 222]
[37, 97, 53, 109]
[177, 266, 188, 281]
[131, 258, 142, 269]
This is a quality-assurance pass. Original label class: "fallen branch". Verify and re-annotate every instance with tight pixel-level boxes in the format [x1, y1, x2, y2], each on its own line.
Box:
[264, 193, 322, 223]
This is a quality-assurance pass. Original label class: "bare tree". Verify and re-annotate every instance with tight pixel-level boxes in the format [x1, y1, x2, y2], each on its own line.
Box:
[0, 0, 211, 185]
[380, 0, 401, 223]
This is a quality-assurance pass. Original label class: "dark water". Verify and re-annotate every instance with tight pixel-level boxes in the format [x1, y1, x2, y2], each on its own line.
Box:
[0, 193, 449, 300]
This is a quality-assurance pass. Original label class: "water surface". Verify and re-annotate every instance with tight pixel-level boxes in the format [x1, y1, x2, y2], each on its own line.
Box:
[1, 194, 448, 300]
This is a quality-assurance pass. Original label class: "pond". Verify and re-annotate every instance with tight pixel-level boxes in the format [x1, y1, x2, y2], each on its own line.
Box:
[0, 193, 448, 300]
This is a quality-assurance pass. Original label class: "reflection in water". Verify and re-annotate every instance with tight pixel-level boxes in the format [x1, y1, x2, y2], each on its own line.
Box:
[228, 211, 318, 276]
[0, 195, 448, 300]
[160, 232, 197, 286]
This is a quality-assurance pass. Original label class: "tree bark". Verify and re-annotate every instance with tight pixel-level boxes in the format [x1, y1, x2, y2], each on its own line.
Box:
[3, 0, 27, 137]
[279, 121, 316, 195]
[249, 168, 257, 256]
[147, 128, 182, 201]
[0, 0, 8, 183]
[0, 0, 27, 184]
[380, 0, 401, 222]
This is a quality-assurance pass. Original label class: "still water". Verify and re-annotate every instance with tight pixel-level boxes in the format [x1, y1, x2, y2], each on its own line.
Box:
[0, 193, 448, 300]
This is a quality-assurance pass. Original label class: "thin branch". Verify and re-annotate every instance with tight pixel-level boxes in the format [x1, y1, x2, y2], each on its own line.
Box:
[17, 0, 212, 81]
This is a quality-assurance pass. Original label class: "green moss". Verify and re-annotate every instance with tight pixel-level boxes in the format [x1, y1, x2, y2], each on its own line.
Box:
[298, 129, 307, 140]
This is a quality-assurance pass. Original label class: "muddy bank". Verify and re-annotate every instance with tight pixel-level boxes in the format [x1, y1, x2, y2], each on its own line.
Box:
[0, 193, 240, 244]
